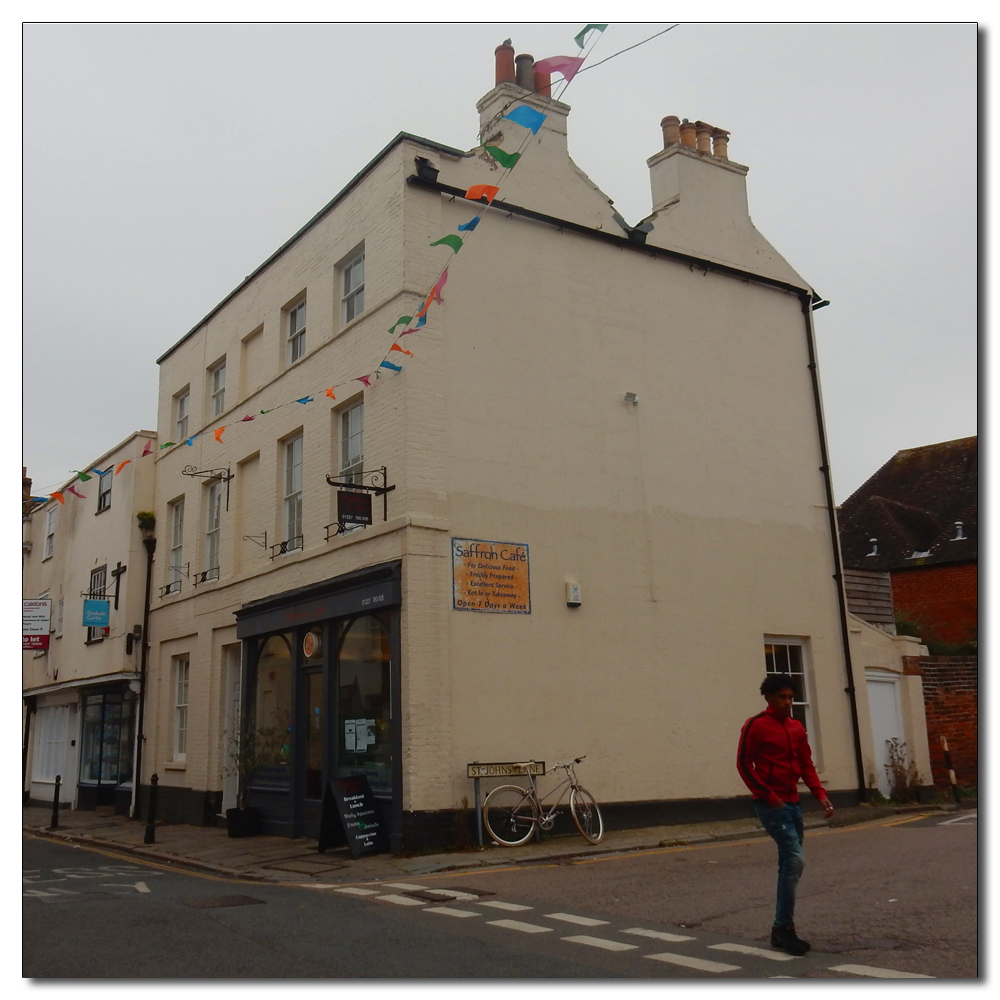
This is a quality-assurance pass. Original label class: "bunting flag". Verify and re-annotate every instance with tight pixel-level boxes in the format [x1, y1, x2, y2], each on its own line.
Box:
[415, 314, 427, 328]
[574, 23, 607, 49]
[533, 55, 585, 82]
[185, 436, 197, 446]
[160, 442, 175, 449]
[260, 408, 275, 414]
[29, 496, 50, 502]
[457, 215, 481, 232]
[325, 387, 337, 399]
[389, 315, 413, 334]
[503, 105, 546, 134]
[67, 485, 86, 499]
[295, 396, 314, 404]
[92, 466, 112, 476]
[356, 375, 372, 387]
[390, 344, 412, 356]
[484, 146, 521, 169]
[431, 268, 449, 303]
[430, 234, 464, 253]
[380, 360, 402, 373]
[214, 427, 226, 443]
[72, 470, 93, 481]
[114, 460, 131, 475]
[142, 440, 154, 457]
[240, 414, 256, 422]
[465, 184, 499, 203]
[51, 492, 65, 504]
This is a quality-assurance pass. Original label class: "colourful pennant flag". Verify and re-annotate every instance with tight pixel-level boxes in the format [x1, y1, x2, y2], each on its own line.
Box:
[356, 375, 372, 387]
[240, 414, 255, 422]
[533, 55, 585, 82]
[72, 470, 93, 481]
[185, 436, 197, 446]
[430, 234, 464, 253]
[431, 268, 449, 303]
[51, 492, 65, 504]
[574, 23, 607, 49]
[114, 461, 131, 475]
[67, 485, 86, 499]
[160, 442, 175, 449]
[142, 439, 154, 457]
[465, 184, 499, 203]
[485, 146, 521, 169]
[390, 344, 412, 356]
[260, 408, 275, 414]
[214, 427, 226, 443]
[325, 387, 337, 399]
[92, 466, 111, 476]
[29, 496, 49, 502]
[503, 105, 547, 134]
[380, 360, 402, 372]
[295, 396, 314, 405]
[457, 215, 481, 232]
[389, 316, 413, 334]
[415, 314, 427, 328]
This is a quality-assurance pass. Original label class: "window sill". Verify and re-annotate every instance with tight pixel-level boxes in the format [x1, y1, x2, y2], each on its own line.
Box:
[95, 506, 111, 516]
[164, 762, 187, 772]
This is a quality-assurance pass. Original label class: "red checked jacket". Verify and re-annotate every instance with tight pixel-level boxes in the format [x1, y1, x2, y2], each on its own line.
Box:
[737, 705, 825, 809]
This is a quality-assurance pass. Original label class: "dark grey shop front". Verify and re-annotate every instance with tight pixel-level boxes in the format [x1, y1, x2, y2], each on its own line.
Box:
[235, 561, 402, 852]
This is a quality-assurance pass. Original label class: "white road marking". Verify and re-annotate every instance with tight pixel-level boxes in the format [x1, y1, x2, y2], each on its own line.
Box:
[545, 912, 610, 926]
[376, 882, 430, 891]
[562, 935, 638, 952]
[375, 894, 427, 906]
[829, 964, 934, 979]
[424, 906, 481, 918]
[334, 887, 380, 896]
[487, 919, 554, 934]
[102, 881, 150, 894]
[709, 943, 796, 961]
[621, 927, 696, 943]
[647, 953, 741, 973]
[423, 889, 478, 900]
[938, 812, 976, 826]
[297, 884, 337, 889]
[477, 901, 533, 911]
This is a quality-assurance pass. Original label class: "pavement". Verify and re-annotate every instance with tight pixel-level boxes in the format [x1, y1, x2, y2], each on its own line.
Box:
[22, 801, 968, 885]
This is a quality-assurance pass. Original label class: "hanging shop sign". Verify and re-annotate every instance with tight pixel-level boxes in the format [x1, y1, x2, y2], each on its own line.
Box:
[337, 489, 373, 526]
[82, 599, 110, 628]
[452, 538, 530, 614]
[23, 599, 52, 650]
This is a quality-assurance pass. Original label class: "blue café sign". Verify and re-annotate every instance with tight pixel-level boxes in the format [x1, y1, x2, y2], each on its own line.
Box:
[82, 600, 110, 627]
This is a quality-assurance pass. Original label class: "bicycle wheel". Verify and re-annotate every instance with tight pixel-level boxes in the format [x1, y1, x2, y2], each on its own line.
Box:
[570, 786, 604, 844]
[483, 784, 538, 846]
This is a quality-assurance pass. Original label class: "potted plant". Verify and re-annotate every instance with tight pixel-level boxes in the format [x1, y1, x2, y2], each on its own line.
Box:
[136, 511, 156, 534]
[223, 714, 285, 838]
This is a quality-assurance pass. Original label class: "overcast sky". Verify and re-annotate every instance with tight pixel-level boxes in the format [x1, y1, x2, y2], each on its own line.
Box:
[22, 20, 977, 503]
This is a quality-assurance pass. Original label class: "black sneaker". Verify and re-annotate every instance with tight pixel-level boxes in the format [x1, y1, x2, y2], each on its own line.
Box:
[771, 925, 811, 956]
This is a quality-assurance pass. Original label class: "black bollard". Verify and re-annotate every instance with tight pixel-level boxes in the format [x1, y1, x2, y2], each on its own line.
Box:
[144, 773, 158, 844]
[48, 775, 61, 830]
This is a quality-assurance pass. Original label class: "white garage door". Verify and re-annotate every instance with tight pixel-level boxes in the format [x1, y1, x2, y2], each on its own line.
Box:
[866, 670, 903, 799]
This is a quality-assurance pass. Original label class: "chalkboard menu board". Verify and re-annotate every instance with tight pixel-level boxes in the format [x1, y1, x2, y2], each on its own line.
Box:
[317, 774, 388, 858]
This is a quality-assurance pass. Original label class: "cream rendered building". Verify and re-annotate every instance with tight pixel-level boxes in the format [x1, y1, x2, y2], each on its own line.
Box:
[142, 48, 918, 850]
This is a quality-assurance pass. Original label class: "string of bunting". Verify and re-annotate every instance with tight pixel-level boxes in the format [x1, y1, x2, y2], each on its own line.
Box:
[38, 24, 612, 507]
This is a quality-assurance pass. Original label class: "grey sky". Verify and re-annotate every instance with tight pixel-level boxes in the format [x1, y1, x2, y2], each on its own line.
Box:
[23, 21, 977, 502]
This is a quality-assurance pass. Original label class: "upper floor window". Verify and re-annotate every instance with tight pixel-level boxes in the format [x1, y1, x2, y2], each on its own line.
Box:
[87, 565, 107, 643]
[175, 388, 190, 442]
[55, 599, 64, 638]
[96, 470, 112, 513]
[284, 435, 304, 551]
[167, 498, 185, 594]
[204, 481, 222, 580]
[764, 637, 811, 731]
[341, 251, 365, 324]
[287, 300, 306, 364]
[209, 359, 227, 417]
[340, 401, 364, 485]
[43, 508, 56, 559]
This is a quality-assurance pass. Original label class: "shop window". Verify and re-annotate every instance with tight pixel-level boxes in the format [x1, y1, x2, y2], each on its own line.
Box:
[80, 691, 136, 786]
[253, 633, 293, 775]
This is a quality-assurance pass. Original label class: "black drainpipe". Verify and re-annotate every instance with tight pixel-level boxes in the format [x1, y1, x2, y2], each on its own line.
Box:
[132, 534, 156, 819]
[800, 292, 867, 803]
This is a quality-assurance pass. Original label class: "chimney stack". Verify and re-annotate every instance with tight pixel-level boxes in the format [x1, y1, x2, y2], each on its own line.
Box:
[495, 41, 515, 85]
[515, 53, 535, 91]
[662, 116, 732, 159]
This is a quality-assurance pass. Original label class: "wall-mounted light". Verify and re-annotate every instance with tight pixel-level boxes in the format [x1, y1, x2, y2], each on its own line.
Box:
[623, 392, 638, 406]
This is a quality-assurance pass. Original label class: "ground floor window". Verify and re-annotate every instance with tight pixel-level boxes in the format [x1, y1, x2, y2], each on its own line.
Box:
[764, 637, 811, 730]
[80, 690, 136, 785]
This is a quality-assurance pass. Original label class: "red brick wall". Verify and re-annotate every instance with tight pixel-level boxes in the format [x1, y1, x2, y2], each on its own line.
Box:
[908, 655, 978, 791]
[891, 562, 977, 645]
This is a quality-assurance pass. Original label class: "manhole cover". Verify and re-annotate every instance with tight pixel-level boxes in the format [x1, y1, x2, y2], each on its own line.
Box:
[181, 895, 266, 909]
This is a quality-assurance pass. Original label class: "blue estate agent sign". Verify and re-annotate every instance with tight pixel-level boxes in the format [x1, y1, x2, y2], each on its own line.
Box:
[82, 600, 110, 627]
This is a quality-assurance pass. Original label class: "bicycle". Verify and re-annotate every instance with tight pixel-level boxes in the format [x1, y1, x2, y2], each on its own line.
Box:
[482, 756, 604, 846]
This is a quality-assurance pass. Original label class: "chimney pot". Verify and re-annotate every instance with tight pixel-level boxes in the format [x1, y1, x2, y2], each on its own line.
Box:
[515, 53, 535, 91]
[695, 121, 712, 154]
[495, 42, 516, 85]
[678, 120, 697, 148]
[533, 69, 551, 96]
[660, 115, 681, 147]
[711, 127, 730, 159]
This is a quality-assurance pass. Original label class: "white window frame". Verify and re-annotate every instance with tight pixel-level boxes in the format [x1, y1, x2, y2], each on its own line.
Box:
[87, 565, 107, 643]
[175, 388, 190, 443]
[341, 251, 365, 324]
[55, 598, 64, 637]
[43, 507, 56, 559]
[173, 656, 190, 760]
[167, 499, 185, 594]
[764, 635, 813, 733]
[204, 481, 222, 580]
[97, 470, 112, 513]
[210, 359, 227, 417]
[283, 435, 303, 551]
[340, 401, 364, 485]
[287, 300, 306, 364]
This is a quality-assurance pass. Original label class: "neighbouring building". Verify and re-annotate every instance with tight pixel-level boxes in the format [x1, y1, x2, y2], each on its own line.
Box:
[138, 44, 930, 850]
[837, 436, 978, 649]
[22, 432, 157, 814]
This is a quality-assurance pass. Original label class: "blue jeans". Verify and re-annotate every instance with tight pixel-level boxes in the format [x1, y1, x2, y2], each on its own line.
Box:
[754, 801, 805, 928]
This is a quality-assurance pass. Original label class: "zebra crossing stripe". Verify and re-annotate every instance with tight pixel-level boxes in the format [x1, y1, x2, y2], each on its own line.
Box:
[477, 901, 533, 911]
[709, 943, 797, 961]
[647, 953, 741, 973]
[375, 894, 426, 906]
[562, 935, 638, 952]
[545, 912, 609, 926]
[333, 887, 379, 896]
[487, 919, 553, 934]
[425, 906, 480, 918]
[621, 927, 696, 943]
[828, 964, 934, 978]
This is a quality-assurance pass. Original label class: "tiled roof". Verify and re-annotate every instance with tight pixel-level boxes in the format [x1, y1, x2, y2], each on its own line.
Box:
[838, 436, 977, 570]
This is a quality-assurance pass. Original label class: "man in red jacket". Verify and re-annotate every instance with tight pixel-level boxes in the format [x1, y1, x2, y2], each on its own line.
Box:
[737, 675, 834, 956]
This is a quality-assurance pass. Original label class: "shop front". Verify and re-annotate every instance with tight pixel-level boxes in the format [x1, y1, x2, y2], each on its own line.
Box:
[77, 683, 137, 814]
[234, 561, 402, 851]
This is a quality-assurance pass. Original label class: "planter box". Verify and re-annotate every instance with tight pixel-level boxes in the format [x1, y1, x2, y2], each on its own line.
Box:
[226, 807, 262, 838]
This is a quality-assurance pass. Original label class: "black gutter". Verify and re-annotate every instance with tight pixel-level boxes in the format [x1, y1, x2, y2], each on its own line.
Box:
[799, 294, 868, 803]
[132, 533, 156, 819]
[406, 174, 818, 301]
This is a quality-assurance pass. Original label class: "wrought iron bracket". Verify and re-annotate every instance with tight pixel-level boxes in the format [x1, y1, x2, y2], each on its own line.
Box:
[181, 466, 234, 510]
[270, 536, 303, 560]
[325, 466, 396, 525]
[242, 531, 268, 549]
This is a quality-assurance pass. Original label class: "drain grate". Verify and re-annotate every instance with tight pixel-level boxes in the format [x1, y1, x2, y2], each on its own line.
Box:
[181, 895, 267, 909]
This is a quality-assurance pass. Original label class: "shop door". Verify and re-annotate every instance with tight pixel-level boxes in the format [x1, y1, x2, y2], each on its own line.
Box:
[300, 667, 325, 838]
[866, 670, 904, 799]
